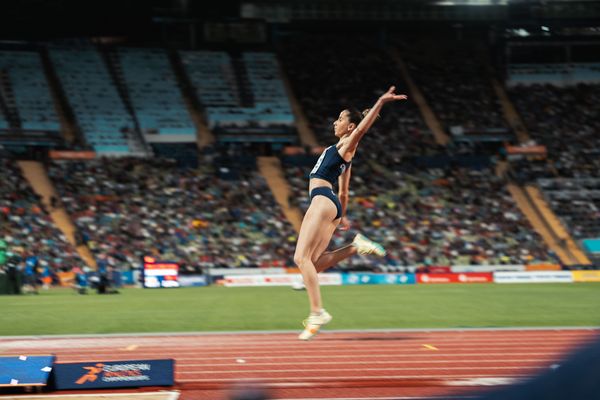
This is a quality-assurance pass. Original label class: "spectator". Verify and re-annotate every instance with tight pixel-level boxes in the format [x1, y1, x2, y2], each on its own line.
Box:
[0, 158, 85, 287]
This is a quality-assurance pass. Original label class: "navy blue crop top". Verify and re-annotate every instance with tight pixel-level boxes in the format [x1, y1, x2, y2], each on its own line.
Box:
[309, 145, 352, 185]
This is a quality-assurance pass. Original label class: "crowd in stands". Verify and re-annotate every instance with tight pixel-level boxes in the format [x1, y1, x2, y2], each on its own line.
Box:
[278, 33, 440, 156]
[508, 83, 600, 179]
[506, 158, 557, 184]
[398, 35, 508, 135]
[538, 178, 600, 240]
[507, 83, 600, 244]
[48, 149, 297, 273]
[5, 36, 597, 279]
[279, 33, 555, 268]
[283, 157, 556, 269]
[0, 158, 84, 277]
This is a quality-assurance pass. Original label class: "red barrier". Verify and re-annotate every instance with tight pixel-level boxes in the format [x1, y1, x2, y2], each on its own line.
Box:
[505, 144, 547, 155]
[49, 150, 96, 160]
[417, 273, 493, 284]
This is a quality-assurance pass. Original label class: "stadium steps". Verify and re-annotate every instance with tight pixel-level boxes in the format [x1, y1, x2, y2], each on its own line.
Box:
[99, 46, 151, 156]
[17, 161, 97, 269]
[495, 160, 510, 178]
[231, 51, 254, 108]
[39, 47, 80, 144]
[257, 156, 303, 233]
[167, 49, 215, 148]
[507, 183, 577, 266]
[277, 54, 319, 147]
[0, 70, 21, 128]
[388, 47, 450, 146]
[490, 78, 531, 144]
[0, 87, 12, 127]
[524, 185, 591, 265]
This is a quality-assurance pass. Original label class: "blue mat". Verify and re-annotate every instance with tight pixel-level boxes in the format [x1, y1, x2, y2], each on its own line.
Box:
[0, 355, 55, 386]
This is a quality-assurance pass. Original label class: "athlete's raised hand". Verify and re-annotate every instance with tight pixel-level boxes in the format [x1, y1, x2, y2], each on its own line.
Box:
[379, 86, 408, 104]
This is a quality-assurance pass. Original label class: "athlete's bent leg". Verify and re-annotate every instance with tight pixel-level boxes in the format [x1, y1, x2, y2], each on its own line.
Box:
[314, 244, 358, 273]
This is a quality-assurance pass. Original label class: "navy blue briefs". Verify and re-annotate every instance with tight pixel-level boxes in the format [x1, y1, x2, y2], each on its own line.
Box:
[310, 186, 342, 220]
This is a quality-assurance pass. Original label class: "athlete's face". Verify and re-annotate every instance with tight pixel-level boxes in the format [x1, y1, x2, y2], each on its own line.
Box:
[333, 110, 355, 138]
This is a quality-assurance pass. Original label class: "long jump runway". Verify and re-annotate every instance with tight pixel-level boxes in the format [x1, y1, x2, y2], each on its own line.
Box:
[1, 328, 598, 399]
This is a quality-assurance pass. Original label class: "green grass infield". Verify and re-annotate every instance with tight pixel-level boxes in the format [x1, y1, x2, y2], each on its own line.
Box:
[1, 283, 599, 336]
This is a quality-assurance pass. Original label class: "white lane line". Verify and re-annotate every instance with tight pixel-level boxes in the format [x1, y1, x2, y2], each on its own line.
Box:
[27, 345, 582, 357]
[3, 338, 593, 352]
[7, 338, 590, 352]
[178, 358, 555, 367]
[176, 366, 543, 374]
[55, 351, 566, 362]
[446, 377, 519, 386]
[2, 333, 592, 344]
[1, 326, 597, 341]
[176, 374, 527, 383]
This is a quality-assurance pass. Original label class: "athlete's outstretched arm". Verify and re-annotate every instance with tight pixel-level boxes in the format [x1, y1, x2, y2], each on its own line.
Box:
[337, 165, 352, 231]
[347, 86, 407, 151]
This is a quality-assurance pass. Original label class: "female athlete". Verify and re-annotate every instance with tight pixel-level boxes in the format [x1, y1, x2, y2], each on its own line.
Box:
[294, 86, 408, 340]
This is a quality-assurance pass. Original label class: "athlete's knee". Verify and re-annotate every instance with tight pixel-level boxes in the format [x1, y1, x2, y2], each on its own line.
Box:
[293, 254, 306, 267]
[293, 252, 312, 269]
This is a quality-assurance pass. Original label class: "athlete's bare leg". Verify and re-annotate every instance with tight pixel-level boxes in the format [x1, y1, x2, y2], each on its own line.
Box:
[294, 196, 338, 314]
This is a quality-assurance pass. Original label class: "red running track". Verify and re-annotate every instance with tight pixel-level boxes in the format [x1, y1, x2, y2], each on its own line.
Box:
[1, 328, 598, 399]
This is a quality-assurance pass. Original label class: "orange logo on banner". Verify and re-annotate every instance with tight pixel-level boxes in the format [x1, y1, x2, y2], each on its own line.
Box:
[75, 363, 104, 384]
[526, 264, 561, 271]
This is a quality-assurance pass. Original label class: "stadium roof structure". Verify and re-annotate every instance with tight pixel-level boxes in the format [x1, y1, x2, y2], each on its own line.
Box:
[1, 0, 599, 40]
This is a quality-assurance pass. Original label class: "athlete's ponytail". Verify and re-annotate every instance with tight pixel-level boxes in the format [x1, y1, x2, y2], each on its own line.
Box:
[347, 108, 363, 126]
[347, 108, 380, 126]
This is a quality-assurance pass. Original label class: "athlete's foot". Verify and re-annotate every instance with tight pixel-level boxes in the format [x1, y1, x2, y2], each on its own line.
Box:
[352, 233, 386, 256]
[298, 309, 332, 341]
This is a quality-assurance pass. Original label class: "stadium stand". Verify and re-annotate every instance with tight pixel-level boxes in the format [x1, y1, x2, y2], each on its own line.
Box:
[508, 83, 600, 179]
[0, 158, 85, 276]
[48, 150, 297, 273]
[242, 52, 294, 127]
[0, 50, 60, 131]
[0, 100, 9, 130]
[507, 82, 599, 262]
[48, 45, 136, 154]
[282, 155, 556, 270]
[507, 63, 600, 86]
[1, 33, 595, 274]
[398, 36, 509, 139]
[117, 47, 195, 136]
[180, 50, 295, 139]
[278, 33, 435, 152]
[538, 178, 600, 241]
[278, 33, 556, 270]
